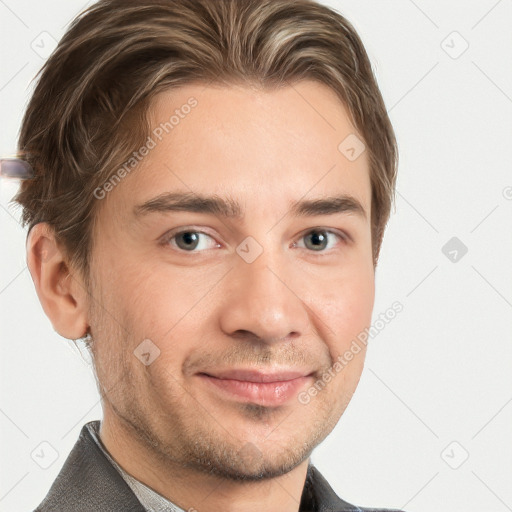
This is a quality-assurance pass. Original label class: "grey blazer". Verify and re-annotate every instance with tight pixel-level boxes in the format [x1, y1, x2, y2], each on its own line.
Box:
[34, 421, 405, 512]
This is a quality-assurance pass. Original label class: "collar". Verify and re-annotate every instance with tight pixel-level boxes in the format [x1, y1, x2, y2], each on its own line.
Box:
[36, 420, 403, 512]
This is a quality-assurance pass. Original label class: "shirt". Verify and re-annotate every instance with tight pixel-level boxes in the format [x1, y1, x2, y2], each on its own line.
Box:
[86, 421, 185, 512]
[35, 420, 405, 512]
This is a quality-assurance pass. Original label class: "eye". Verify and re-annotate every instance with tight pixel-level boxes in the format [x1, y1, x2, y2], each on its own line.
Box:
[294, 229, 345, 252]
[163, 229, 220, 252]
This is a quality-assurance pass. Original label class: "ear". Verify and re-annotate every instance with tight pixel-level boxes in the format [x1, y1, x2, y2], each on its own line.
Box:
[26, 222, 90, 340]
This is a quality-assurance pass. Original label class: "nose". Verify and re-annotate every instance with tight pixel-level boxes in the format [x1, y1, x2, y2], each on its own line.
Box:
[217, 249, 310, 345]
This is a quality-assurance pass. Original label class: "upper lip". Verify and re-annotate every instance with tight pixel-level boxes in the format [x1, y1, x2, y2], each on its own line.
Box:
[199, 369, 314, 383]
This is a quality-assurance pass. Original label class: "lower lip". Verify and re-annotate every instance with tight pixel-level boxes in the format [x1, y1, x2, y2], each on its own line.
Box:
[198, 374, 312, 406]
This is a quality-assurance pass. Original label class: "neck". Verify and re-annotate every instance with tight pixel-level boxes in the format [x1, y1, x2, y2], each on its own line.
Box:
[99, 413, 311, 512]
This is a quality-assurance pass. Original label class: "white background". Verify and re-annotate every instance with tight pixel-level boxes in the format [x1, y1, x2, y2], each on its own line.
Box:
[1, 1, 511, 511]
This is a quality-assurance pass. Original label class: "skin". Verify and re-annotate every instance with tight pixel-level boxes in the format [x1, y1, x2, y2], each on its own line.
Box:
[27, 80, 375, 512]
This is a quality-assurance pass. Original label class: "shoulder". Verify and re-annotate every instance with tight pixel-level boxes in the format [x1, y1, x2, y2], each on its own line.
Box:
[305, 464, 407, 512]
[34, 421, 144, 512]
[357, 509, 406, 512]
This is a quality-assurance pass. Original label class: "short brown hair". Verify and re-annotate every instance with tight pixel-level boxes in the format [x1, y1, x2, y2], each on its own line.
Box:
[13, 0, 398, 280]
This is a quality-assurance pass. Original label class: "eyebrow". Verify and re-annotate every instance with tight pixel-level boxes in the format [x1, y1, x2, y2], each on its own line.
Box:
[133, 192, 366, 220]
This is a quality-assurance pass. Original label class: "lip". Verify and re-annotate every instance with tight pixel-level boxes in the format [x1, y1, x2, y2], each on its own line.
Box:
[197, 369, 314, 406]
[204, 369, 312, 382]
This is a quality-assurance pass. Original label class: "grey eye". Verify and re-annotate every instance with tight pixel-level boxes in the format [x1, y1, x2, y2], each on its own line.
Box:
[303, 230, 329, 251]
[175, 231, 201, 250]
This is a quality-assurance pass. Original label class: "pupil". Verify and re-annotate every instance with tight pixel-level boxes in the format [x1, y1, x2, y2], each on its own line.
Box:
[179, 232, 199, 250]
[308, 231, 327, 251]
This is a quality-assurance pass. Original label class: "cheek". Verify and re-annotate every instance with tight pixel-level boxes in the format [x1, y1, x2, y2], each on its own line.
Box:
[314, 265, 375, 356]
[103, 260, 217, 356]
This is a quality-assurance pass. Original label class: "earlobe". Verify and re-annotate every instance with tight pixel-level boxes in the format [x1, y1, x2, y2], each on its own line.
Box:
[26, 222, 89, 340]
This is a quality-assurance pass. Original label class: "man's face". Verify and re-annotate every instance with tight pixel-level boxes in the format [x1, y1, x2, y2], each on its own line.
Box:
[87, 80, 374, 480]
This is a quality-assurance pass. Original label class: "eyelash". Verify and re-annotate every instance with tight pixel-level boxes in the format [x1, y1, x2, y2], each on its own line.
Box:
[160, 227, 348, 254]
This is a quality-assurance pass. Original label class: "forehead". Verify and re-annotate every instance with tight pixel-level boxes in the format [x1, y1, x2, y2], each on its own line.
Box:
[102, 80, 371, 220]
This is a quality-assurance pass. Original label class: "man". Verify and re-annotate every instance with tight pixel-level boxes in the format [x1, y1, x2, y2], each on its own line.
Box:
[14, 0, 402, 510]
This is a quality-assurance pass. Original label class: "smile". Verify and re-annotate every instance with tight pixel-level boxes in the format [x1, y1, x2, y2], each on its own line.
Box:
[197, 370, 314, 406]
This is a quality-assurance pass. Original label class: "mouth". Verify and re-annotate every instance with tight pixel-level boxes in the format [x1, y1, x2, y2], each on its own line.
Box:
[197, 368, 315, 406]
